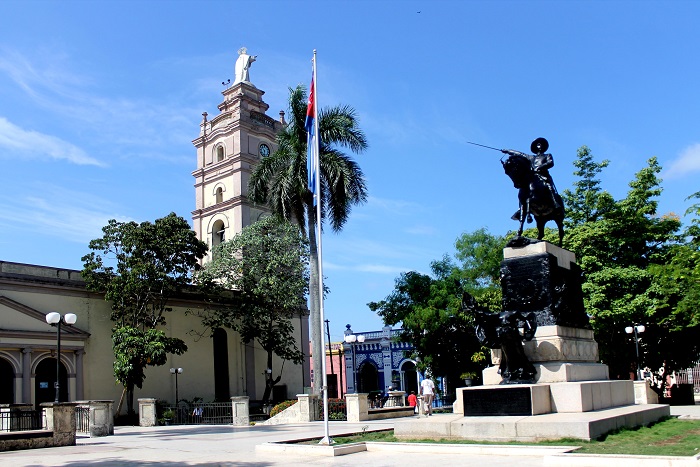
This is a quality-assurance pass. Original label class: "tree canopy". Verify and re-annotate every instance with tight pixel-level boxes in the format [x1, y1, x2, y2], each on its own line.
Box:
[194, 216, 309, 403]
[81, 213, 207, 415]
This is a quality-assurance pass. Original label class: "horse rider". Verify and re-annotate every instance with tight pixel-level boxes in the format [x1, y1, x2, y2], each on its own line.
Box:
[501, 137, 562, 219]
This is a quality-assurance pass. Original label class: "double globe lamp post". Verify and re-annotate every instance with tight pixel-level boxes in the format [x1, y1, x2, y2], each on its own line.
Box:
[343, 326, 365, 393]
[45, 312, 77, 403]
[625, 324, 645, 380]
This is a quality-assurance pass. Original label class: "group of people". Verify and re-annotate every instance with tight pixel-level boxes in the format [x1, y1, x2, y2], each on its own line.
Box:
[405, 377, 436, 416]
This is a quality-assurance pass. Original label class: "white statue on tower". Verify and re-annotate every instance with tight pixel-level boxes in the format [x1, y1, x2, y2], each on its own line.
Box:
[233, 47, 256, 84]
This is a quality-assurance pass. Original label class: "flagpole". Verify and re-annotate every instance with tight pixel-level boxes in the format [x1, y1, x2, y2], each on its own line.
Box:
[313, 49, 332, 446]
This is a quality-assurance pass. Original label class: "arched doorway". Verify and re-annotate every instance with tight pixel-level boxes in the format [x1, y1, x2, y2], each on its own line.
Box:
[0, 357, 14, 404]
[357, 361, 379, 393]
[212, 328, 230, 401]
[401, 360, 418, 395]
[35, 358, 67, 406]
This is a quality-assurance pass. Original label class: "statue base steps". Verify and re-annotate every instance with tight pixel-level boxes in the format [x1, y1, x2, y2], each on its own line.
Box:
[394, 404, 670, 442]
[455, 380, 634, 416]
[483, 362, 610, 385]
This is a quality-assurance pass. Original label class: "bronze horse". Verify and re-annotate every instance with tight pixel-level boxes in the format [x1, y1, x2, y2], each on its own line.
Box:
[502, 153, 565, 246]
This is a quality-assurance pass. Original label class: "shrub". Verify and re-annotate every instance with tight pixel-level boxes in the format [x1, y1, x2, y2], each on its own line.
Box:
[269, 399, 297, 418]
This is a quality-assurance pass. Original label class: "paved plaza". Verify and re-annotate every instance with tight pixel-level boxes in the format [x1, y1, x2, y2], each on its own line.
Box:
[0, 405, 698, 466]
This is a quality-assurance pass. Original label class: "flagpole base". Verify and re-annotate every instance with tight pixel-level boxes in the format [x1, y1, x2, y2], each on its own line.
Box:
[318, 436, 335, 445]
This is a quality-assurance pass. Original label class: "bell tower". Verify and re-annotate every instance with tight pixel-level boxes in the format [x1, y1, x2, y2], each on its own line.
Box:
[191, 51, 283, 263]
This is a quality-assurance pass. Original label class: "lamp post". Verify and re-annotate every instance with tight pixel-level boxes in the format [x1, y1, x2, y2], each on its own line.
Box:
[45, 312, 77, 403]
[343, 324, 365, 393]
[170, 367, 183, 405]
[625, 324, 645, 380]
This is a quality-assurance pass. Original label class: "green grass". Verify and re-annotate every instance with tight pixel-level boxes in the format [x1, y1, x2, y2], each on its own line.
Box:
[327, 418, 700, 457]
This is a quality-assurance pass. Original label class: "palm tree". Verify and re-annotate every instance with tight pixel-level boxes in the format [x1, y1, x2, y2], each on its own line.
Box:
[249, 84, 368, 394]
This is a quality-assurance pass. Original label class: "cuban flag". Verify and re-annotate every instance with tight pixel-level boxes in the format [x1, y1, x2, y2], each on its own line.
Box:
[305, 70, 318, 205]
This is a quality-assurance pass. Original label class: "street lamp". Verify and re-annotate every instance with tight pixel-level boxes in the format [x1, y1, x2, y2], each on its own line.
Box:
[45, 312, 77, 403]
[170, 367, 183, 405]
[343, 325, 365, 393]
[625, 324, 645, 380]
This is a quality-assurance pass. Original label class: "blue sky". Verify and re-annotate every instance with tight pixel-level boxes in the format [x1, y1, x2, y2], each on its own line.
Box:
[1, 1, 699, 343]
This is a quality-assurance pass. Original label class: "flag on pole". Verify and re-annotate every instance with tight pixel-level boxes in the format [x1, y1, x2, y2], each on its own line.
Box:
[305, 66, 319, 204]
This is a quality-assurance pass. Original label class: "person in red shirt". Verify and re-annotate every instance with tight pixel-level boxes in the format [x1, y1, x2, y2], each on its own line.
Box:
[407, 391, 417, 414]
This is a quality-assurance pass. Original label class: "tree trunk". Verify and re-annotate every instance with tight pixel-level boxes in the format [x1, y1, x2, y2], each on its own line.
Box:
[261, 349, 280, 404]
[126, 383, 136, 424]
[307, 206, 323, 395]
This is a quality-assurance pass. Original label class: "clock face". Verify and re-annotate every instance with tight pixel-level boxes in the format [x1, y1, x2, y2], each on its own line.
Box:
[259, 143, 271, 157]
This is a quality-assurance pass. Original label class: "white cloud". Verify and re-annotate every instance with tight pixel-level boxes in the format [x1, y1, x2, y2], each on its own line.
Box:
[367, 196, 425, 214]
[0, 117, 104, 166]
[664, 143, 700, 180]
[0, 48, 197, 165]
[323, 260, 411, 276]
[0, 185, 131, 244]
[404, 224, 438, 236]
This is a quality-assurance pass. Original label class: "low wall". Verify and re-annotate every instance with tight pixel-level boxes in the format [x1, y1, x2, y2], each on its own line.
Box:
[0, 430, 53, 451]
[347, 393, 415, 421]
[0, 403, 77, 452]
[259, 394, 318, 425]
[368, 407, 415, 420]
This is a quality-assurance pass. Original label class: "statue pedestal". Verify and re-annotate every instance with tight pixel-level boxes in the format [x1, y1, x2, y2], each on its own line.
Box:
[484, 325, 609, 385]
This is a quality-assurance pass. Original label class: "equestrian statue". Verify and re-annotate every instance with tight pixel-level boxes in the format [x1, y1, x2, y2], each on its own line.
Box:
[468, 137, 565, 247]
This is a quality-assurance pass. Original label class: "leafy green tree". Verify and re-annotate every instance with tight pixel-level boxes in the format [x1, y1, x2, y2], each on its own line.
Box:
[562, 145, 611, 227]
[369, 256, 484, 387]
[644, 191, 700, 371]
[81, 213, 207, 417]
[249, 85, 368, 394]
[194, 216, 308, 403]
[454, 228, 508, 311]
[563, 156, 683, 377]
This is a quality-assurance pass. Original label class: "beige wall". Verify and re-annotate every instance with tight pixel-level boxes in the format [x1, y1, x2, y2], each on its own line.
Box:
[0, 261, 306, 412]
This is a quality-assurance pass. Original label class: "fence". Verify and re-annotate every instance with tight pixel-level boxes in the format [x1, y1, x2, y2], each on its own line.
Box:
[162, 402, 234, 425]
[75, 406, 90, 434]
[0, 410, 44, 432]
[315, 398, 347, 421]
[675, 366, 700, 393]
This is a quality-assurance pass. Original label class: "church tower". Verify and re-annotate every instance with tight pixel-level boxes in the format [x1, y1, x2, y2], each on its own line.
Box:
[191, 48, 284, 263]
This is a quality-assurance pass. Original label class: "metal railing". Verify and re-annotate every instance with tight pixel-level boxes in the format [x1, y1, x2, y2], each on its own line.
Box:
[75, 406, 90, 434]
[0, 410, 45, 432]
[162, 402, 234, 425]
[674, 367, 700, 393]
[316, 398, 347, 420]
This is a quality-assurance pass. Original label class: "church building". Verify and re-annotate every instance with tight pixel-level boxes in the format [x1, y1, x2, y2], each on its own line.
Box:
[0, 49, 309, 411]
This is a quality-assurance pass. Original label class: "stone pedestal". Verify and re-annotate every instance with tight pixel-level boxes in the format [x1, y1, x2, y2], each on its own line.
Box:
[231, 396, 249, 426]
[138, 398, 156, 427]
[345, 393, 369, 422]
[634, 380, 659, 404]
[76, 400, 114, 437]
[296, 394, 319, 422]
[41, 403, 77, 447]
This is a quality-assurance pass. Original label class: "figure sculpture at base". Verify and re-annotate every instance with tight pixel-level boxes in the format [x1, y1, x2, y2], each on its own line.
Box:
[463, 293, 538, 384]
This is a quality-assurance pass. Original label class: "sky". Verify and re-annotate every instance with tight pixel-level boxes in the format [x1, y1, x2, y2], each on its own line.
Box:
[1, 0, 699, 344]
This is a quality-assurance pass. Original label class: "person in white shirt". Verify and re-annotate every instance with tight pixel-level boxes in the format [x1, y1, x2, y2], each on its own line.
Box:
[420, 377, 435, 416]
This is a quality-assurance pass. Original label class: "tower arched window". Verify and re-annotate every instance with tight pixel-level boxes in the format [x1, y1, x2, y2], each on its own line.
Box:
[215, 187, 224, 204]
[212, 220, 226, 248]
[216, 145, 225, 162]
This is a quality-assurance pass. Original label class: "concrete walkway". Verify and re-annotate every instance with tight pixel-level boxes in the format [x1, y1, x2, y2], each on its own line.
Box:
[0, 405, 698, 466]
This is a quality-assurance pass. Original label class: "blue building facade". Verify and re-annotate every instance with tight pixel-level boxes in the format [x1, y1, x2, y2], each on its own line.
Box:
[343, 325, 419, 397]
